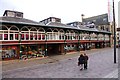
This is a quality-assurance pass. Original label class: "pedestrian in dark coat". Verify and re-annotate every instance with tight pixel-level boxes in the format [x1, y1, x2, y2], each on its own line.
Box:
[78, 54, 84, 70]
[83, 53, 88, 69]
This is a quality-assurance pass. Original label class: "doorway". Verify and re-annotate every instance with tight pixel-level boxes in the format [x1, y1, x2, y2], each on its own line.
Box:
[47, 44, 60, 56]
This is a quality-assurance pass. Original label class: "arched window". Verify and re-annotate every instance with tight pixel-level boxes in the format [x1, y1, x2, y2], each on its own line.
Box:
[75, 31, 79, 40]
[30, 27, 37, 40]
[9, 25, 19, 40]
[105, 34, 109, 41]
[20, 26, 29, 40]
[70, 30, 75, 40]
[84, 32, 89, 40]
[91, 32, 97, 40]
[79, 32, 81, 40]
[46, 28, 53, 40]
[38, 28, 45, 40]
[0, 25, 8, 40]
[66, 30, 70, 40]
[80, 32, 85, 40]
[53, 29, 59, 40]
[59, 29, 64, 40]
[98, 34, 104, 40]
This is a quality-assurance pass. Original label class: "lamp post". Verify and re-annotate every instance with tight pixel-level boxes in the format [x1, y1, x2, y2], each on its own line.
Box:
[19, 31, 22, 59]
[78, 33, 80, 51]
[113, 0, 116, 63]
[45, 32, 47, 56]
[64, 34, 67, 54]
[109, 35, 111, 47]
[103, 34, 105, 48]
[89, 32, 91, 49]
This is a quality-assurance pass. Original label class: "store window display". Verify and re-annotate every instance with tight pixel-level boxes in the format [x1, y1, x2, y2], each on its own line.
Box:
[20, 45, 45, 59]
[1, 46, 18, 59]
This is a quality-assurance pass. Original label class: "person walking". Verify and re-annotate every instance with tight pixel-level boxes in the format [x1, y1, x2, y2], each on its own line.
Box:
[83, 53, 89, 70]
[78, 54, 84, 70]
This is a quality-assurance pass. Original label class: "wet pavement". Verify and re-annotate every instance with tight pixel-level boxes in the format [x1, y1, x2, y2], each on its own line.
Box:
[2, 47, 119, 78]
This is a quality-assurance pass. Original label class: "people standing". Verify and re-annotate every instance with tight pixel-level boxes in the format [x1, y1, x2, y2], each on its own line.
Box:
[83, 53, 88, 69]
[78, 54, 84, 70]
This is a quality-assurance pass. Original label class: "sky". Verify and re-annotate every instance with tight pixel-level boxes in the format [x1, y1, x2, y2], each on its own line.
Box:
[0, 0, 119, 26]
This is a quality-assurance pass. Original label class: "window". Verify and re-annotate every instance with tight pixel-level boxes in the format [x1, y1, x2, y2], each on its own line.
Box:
[4, 34, 8, 40]
[42, 34, 45, 40]
[103, 18, 107, 21]
[71, 24, 73, 26]
[68, 45, 70, 47]
[51, 18, 56, 22]
[106, 28, 109, 31]
[74, 23, 77, 27]
[15, 34, 19, 40]
[48, 18, 51, 22]
[26, 34, 29, 40]
[56, 18, 61, 22]
[2, 46, 18, 59]
[30, 33, 33, 40]
[0, 34, 2, 40]
[72, 45, 74, 47]
[93, 20, 96, 22]
[45, 20, 48, 24]
[16, 13, 22, 17]
[34, 34, 37, 40]
[10, 34, 13, 40]
[87, 22, 90, 24]
[38, 34, 41, 40]
[96, 26, 98, 29]
[117, 37, 119, 40]
[21, 34, 24, 40]
[83, 22, 86, 25]
[7, 12, 15, 17]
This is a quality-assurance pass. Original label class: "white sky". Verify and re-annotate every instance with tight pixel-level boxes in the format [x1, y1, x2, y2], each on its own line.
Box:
[0, 0, 119, 25]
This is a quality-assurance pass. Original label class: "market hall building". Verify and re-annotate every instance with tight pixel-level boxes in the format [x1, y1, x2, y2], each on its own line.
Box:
[0, 10, 111, 60]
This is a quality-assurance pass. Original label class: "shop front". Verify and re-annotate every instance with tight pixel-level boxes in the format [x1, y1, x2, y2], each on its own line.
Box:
[20, 44, 45, 59]
[1, 45, 19, 60]
[66, 43, 77, 52]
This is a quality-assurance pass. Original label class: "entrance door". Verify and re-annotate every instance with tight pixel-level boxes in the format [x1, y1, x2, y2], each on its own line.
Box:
[47, 44, 59, 56]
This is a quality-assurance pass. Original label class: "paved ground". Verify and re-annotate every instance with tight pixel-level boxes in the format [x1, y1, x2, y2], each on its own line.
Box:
[104, 68, 118, 78]
[0, 60, 2, 80]
[1, 47, 119, 78]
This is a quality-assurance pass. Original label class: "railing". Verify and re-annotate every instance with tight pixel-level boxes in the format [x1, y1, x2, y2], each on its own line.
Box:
[0, 34, 110, 41]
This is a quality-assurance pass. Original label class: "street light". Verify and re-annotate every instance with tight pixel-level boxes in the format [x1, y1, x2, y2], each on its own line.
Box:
[45, 32, 47, 56]
[88, 32, 91, 49]
[64, 34, 67, 54]
[19, 31, 22, 59]
[113, 0, 116, 63]
[78, 33, 80, 51]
